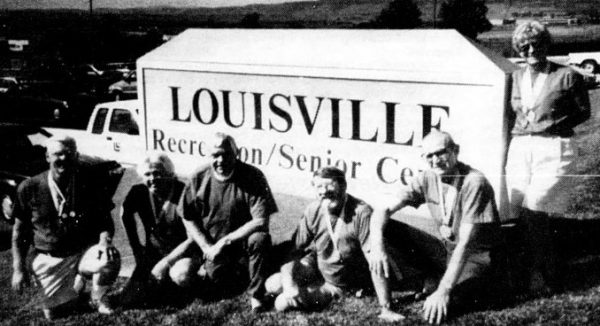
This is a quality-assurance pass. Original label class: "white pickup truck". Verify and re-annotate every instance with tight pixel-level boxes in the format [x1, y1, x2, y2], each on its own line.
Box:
[46, 100, 144, 166]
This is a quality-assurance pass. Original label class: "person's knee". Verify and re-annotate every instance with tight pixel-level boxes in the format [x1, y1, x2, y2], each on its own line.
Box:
[274, 293, 299, 312]
[169, 258, 198, 287]
[247, 231, 270, 252]
[79, 246, 121, 285]
[265, 272, 283, 294]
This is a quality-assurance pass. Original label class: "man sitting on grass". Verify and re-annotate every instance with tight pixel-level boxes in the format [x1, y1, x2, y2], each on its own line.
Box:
[265, 166, 405, 322]
[369, 130, 504, 324]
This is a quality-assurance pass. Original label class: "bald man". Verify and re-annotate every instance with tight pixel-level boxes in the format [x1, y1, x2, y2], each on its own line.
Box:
[369, 130, 503, 324]
[178, 132, 278, 311]
[12, 135, 120, 320]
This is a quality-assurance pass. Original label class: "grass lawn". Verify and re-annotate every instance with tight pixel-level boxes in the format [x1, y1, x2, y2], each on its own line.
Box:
[1, 89, 600, 325]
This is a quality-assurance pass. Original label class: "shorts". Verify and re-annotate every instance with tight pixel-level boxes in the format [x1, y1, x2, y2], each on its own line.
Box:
[31, 252, 83, 309]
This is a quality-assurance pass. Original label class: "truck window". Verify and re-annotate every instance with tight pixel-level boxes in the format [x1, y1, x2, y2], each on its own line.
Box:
[109, 109, 139, 135]
[91, 108, 109, 134]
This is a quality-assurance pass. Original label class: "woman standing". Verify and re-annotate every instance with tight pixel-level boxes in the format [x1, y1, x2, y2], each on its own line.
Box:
[507, 21, 591, 294]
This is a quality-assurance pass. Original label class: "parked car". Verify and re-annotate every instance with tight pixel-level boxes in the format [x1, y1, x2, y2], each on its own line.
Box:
[70, 63, 125, 97]
[507, 56, 599, 89]
[0, 123, 124, 250]
[0, 77, 20, 94]
[108, 70, 137, 101]
[568, 52, 600, 74]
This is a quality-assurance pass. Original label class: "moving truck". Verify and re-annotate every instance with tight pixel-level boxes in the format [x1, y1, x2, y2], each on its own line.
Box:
[54, 29, 519, 220]
[136, 29, 517, 219]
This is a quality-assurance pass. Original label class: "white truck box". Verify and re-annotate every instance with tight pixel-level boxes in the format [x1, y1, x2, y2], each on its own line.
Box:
[136, 29, 516, 218]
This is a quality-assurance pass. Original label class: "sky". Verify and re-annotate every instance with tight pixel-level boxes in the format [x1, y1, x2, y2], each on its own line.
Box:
[0, 0, 316, 10]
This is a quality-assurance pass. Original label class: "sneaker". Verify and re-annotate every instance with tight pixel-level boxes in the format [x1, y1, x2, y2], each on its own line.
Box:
[42, 308, 55, 321]
[414, 276, 438, 301]
[250, 297, 266, 313]
[90, 296, 114, 315]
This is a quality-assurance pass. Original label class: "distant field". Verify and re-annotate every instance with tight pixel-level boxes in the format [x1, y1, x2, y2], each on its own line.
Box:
[479, 24, 600, 57]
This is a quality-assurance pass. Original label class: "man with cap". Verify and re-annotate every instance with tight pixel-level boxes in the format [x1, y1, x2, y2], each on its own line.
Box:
[369, 130, 503, 324]
[265, 166, 405, 322]
[178, 132, 277, 311]
[11, 135, 120, 320]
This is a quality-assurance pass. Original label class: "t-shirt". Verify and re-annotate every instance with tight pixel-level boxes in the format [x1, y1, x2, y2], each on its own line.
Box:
[293, 194, 372, 290]
[15, 165, 114, 254]
[400, 162, 501, 252]
[179, 161, 278, 242]
[122, 180, 186, 257]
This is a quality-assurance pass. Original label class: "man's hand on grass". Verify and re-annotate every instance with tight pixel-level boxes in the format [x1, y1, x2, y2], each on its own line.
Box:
[422, 288, 450, 324]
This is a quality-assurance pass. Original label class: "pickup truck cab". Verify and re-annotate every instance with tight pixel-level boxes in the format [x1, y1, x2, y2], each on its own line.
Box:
[46, 100, 144, 166]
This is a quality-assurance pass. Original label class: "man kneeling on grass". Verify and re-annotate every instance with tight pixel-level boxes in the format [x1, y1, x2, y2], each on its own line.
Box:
[118, 152, 199, 307]
[179, 133, 278, 311]
[369, 130, 504, 324]
[11, 136, 120, 320]
[265, 167, 405, 322]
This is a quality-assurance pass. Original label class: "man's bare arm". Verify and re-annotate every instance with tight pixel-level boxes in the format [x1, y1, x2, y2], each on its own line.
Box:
[423, 223, 476, 324]
[369, 198, 410, 278]
[12, 218, 30, 292]
[182, 218, 213, 252]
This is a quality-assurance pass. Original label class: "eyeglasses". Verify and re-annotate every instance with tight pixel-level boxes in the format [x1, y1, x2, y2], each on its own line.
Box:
[423, 147, 451, 160]
[517, 41, 543, 53]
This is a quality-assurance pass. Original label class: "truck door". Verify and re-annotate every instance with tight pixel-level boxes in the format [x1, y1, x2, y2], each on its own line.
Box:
[105, 108, 142, 164]
[83, 107, 118, 160]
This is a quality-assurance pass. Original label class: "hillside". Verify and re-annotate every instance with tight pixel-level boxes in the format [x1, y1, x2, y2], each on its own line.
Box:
[1, 0, 599, 32]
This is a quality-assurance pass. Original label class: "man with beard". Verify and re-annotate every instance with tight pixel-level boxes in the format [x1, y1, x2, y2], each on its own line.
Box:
[369, 130, 503, 324]
[265, 167, 405, 322]
[178, 132, 277, 311]
[11, 135, 120, 320]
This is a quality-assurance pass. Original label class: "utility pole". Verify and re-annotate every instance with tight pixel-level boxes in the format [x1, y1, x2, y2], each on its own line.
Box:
[433, 0, 438, 28]
[89, 0, 94, 62]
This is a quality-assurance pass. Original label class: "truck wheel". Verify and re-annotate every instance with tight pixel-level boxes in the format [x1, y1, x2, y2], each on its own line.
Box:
[581, 59, 599, 74]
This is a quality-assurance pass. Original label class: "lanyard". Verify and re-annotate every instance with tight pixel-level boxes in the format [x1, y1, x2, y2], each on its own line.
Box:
[48, 173, 73, 217]
[148, 183, 176, 223]
[436, 175, 456, 227]
[324, 195, 347, 253]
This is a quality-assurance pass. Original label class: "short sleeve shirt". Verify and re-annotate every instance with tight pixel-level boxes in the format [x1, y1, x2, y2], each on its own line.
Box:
[400, 162, 501, 251]
[179, 161, 278, 242]
[293, 194, 372, 289]
[14, 166, 114, 253]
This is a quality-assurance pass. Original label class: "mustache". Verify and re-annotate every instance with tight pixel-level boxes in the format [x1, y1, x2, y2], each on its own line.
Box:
[320, 196, 343, 214]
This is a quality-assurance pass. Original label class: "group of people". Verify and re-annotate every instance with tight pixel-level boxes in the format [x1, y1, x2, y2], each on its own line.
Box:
[10, 20, 591, 324]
